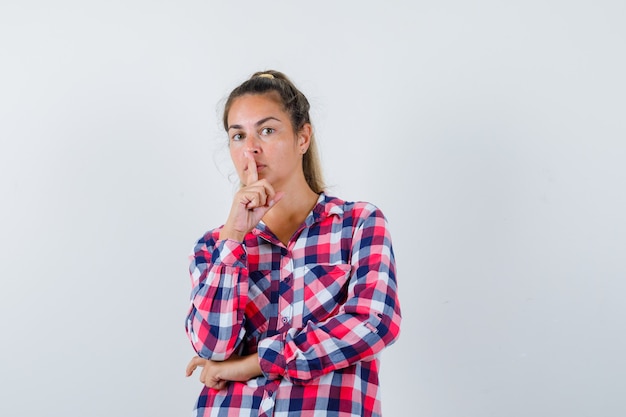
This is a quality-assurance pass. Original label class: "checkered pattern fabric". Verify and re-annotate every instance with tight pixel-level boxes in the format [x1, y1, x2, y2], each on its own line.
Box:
[186, 193, 401, 416]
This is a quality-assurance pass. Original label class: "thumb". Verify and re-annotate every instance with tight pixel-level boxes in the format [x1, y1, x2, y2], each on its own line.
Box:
[248, 191, 284, 223]
[269, 191, 285, 207]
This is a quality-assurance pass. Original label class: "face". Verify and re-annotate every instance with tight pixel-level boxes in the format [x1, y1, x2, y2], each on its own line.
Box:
[226, 93, 310, 188]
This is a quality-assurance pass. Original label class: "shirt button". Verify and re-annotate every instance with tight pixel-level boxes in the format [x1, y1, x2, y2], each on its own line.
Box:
[282, 317, 288, 323]
[268, 390, 273, 396]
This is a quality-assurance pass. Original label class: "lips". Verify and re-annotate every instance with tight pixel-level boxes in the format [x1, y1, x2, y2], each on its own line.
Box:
[245, 163, 264, 170]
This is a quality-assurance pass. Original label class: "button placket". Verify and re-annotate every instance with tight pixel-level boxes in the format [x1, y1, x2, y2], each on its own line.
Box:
[258, 388, 276, 416]
[278, 255, 294, 327]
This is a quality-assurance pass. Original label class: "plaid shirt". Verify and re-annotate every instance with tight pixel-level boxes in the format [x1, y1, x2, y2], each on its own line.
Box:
[186, 193, 401, 417]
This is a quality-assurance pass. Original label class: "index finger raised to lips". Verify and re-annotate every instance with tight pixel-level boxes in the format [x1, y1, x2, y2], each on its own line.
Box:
[245, 151, 258, 185]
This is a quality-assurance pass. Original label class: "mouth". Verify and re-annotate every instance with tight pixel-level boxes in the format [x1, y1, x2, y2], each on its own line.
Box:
[244, 164, 265, 172]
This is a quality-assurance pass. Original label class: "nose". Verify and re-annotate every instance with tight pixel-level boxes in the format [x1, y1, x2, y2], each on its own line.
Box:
[246, 135, 261, 154]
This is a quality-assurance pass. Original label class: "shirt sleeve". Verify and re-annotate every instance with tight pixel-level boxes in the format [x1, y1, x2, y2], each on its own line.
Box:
[257, 205, 402, 384]
[186, 234, 249, 360]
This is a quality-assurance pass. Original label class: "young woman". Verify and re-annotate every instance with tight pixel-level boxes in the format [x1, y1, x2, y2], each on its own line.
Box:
[185, 70, 401, 417]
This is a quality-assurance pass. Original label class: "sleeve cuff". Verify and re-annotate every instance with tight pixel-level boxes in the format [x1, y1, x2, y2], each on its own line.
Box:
[257, 334, 287, 380]
[212, 239, 247, 268]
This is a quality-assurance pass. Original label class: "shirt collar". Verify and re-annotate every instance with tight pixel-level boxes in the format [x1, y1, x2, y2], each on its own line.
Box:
[309, 192, 344, 225]
[254, 192, 345, 240]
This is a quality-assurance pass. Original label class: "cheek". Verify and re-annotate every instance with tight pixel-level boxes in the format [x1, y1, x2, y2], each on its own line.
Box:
[229, 148, 245, 171]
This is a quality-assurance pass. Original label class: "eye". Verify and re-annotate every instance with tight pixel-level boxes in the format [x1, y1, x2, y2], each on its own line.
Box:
[231, 133, 244, 141]
[260, 127, 274, 135]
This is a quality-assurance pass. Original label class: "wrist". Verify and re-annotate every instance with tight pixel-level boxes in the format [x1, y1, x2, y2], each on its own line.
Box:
[243, 353, 262, 380]
[219, 226, 246, 242]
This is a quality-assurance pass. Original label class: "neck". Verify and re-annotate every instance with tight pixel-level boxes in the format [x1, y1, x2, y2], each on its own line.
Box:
[262, 182, 320, 245]
[265, 186, 319, 220]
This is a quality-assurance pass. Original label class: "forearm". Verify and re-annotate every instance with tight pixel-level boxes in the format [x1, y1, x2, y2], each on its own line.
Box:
[187, 238, 250, 359]
[186, 353, 262, 390]
[258, 291, 401, 384]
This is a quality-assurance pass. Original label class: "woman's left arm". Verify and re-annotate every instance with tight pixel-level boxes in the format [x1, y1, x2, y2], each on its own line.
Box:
[257, 205, 402, 384]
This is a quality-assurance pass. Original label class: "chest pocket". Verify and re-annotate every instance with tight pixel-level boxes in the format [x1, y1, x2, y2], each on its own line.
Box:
[299, 263, 352, 325]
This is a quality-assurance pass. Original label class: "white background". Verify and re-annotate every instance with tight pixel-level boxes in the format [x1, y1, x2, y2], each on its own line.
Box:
[1, 1, 625, 416]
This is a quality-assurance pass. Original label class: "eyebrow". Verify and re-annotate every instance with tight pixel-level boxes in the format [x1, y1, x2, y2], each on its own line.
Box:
[227, 116, 282, 131]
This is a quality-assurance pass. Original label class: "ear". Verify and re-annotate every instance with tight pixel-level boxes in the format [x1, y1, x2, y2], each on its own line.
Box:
[298, 123, 312, 154]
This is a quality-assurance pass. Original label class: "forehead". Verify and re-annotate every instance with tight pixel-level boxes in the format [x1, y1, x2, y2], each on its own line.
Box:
[227, 93, 286, 122]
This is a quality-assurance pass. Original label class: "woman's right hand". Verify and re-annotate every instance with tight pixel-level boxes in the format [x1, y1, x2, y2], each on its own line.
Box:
[220, 151, 284, 242]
